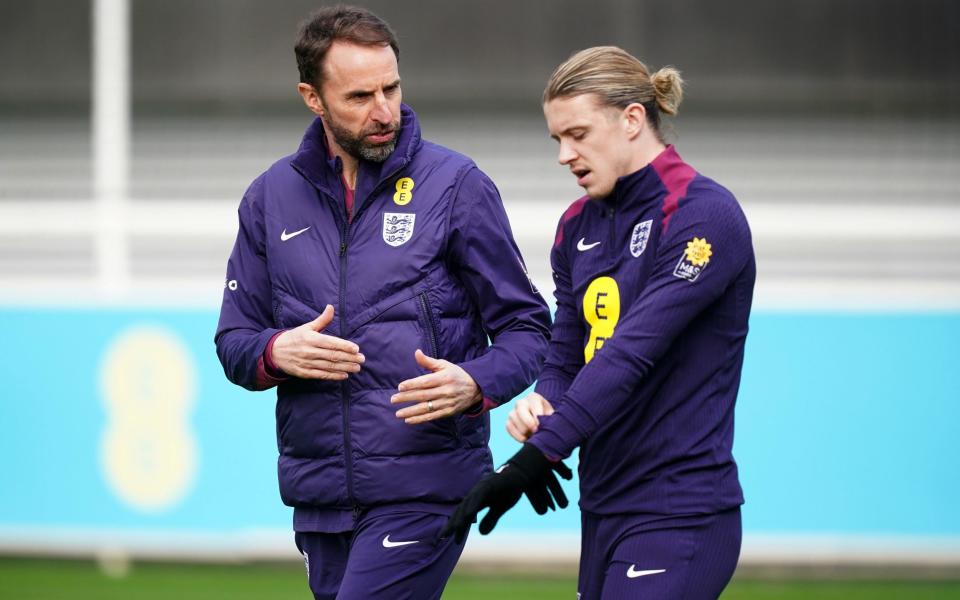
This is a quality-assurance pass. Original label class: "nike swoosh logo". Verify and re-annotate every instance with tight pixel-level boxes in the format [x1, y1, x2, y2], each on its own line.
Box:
[577, 238, 601, 251]
[626, 566, 666, 578]
[382, 535, 419, 548]
[280, 226, 310, 241]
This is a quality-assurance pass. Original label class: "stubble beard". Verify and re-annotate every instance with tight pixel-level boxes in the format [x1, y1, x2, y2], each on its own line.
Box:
[323, 106, 399, 163]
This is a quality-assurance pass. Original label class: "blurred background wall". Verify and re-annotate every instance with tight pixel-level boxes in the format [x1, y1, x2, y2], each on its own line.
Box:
[1, 0, 958, 569]
[3, 0, 959, 115]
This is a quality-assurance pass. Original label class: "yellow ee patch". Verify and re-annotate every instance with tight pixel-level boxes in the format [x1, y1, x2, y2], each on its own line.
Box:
[582, 276, 621, 363]
[674, 237, 712, 282]
[393, 177, 415, 205]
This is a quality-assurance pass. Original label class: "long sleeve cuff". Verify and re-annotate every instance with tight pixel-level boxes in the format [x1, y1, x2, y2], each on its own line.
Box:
[254, 330, 288, 390]
[464, 396, 498, 417]
[457, 353, 506, 406]
[533, 373, 573, 406]
[528, 401, 592, 460]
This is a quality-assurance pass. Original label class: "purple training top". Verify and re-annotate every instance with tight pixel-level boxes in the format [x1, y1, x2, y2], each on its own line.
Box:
[530, 146, 755, 518]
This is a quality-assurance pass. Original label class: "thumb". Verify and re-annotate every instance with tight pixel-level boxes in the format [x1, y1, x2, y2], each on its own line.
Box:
[308, 304, 335, 331]
[414, 348, 444, 372]
[478, 505, 507, 535]
[541, 399, 555, 417]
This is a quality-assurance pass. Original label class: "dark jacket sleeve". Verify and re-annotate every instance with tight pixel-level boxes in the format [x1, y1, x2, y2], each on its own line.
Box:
[445, 166, 552, 407]
[214, 174, 284, 391]
[533, 224, 585, 405]
[530, 193, 753, 459]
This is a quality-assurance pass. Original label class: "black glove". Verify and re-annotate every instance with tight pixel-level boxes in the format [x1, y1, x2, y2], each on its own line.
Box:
[440, 443, 573, 544]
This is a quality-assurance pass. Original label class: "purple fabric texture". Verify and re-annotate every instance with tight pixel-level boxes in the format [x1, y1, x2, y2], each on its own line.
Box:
[215, 105, 551, 529]
[530, 146, 755, 517]
[295, 507, 465, 600]
[578, 508, 741, 599]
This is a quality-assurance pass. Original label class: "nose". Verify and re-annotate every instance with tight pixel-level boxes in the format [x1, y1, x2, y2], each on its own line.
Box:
[557, 140, 578, 166]
[370, 92, 394, 124]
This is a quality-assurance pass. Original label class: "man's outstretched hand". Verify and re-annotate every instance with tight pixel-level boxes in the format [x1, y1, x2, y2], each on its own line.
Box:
[440, 443, 573, 544]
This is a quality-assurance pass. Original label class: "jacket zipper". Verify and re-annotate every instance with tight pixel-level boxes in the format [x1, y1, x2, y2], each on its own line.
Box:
[350, 163, 406, 225]
[272, 300, 282, 327]
[338, 201, 356, 510]
[417, 292, 440, 358]
[336, 163, 410, 511]
[417, 292, 459, 442]
[608, 206, 616, 264]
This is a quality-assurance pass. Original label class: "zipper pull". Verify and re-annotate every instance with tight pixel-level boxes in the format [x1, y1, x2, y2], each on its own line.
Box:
[340, 241, 347, 256]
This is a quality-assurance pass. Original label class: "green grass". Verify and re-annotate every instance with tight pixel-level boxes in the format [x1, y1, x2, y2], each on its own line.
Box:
[1, 559, 959, 599]
[720, 580, 960, 600]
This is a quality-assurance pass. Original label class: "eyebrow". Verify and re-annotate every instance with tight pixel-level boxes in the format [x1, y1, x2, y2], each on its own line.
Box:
[345, 79, 402, 99]
[550, 125, 588, 141]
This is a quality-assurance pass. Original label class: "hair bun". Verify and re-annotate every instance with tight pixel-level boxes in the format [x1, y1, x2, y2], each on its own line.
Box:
[650, 67, 684, 116]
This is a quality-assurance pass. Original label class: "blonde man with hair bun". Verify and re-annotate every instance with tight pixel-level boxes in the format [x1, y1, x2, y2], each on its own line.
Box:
[444, 46, 755, 599]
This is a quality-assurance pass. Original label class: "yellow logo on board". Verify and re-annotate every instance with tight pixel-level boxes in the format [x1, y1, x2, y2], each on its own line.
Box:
[583, 276, 621, 363]
[394, 177, 415, 205]
[684, 237, 712, 266]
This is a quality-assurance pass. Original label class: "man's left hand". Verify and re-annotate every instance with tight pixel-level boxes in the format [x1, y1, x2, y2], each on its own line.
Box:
[440, 443, 573, 544]
[391, 349, 482, 424]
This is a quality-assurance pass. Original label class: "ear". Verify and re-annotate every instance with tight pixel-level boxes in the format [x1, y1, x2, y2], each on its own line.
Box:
[622, 102, 647, 141]
[297, 83, 325, 117]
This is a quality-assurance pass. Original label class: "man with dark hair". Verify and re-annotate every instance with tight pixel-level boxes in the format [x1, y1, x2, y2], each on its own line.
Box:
[215, 6, 551, 599]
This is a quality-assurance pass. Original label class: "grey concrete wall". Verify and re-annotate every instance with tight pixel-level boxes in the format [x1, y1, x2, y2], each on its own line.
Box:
[2, 0, 957, 115]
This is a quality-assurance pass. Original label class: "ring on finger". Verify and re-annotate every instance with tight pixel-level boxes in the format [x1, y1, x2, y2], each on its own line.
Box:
[427, 401, 434, 412]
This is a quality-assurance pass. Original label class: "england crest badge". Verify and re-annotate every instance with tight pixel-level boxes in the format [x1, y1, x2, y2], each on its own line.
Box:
[630, 219, 652, 257]
[382, 212, 416, 247]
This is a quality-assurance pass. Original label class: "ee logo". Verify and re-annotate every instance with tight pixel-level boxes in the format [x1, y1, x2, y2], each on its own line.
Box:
[583, 276, 621, 363]
[393, 177, 415, 205]
[99, 326, 198, 513]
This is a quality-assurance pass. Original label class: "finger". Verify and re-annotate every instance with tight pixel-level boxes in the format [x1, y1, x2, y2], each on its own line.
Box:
[525, 397, 545, 418]
[440, 507, 468, 542]
[478, 505, 508, 535]
[515, 405, 541, 433]
[400, 401, 458, 424]
[438, 517, 456, 540]
[301, 347, 365, 364]
[525, 485, 553, 515]
[396, 371, 446, 393]
[544, 473, 569, 509]
[450, 504, 476, 545]
[540, 398, 555, 416]
[395, 397, 444, 420]
[505, 419, 530, 444]
[306, 331, 360, 354]
[552, 460, 574, 481]
[295, 368, 349, 381]
[414, 348, 446, 372]
[306, 305, 335, 332]
[298, 358, 361, 374]
[461, 487, 490, 518]
[507, 410, 536, 440]
[441, 510, 470, 545]
[391, 386, 449, 405]
[454, 523, 469, 545]
[526, 393, 555, 417]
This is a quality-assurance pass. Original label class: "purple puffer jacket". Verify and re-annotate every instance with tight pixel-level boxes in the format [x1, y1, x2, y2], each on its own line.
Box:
[215, 105, 550, 514]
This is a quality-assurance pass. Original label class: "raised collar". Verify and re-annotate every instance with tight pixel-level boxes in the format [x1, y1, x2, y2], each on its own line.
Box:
[290, 103, 422, 199]
[605, 145, 685, 207]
